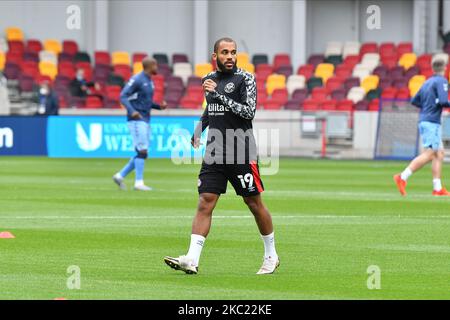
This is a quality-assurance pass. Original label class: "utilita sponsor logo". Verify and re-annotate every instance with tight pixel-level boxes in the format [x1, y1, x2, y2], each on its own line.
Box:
[0, 127, 13, 148]
[208, 103, 229, 112]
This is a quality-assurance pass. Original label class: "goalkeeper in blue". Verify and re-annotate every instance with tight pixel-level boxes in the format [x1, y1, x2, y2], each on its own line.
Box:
[394, 59, 450, 196]
[113, 57, 167, 191]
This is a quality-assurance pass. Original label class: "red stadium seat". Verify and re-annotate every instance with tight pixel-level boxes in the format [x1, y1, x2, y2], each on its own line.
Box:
[256, 64, 273, 81]
[297, 64, 315, 80]
[273, 53, 291, 70]
[397, 42, 413, 57]
[368, 98, 380, 111]
[26, 39, 43, 53]
[334, 65, 352, 80]
[417, 54, 432, 70]
[379, 42, 396, 58]
[311, 87, 328, 100]
[85, 96, 103, 109]
[336, 99, 354, 112]
[302, 99, 320, 111]
[263, 101, 283, 110]
[113, 64, 131, 81]
[95, 51, 111, 66]
[325, 77, 343, 93]
[320, 99, 337, 111]
[359, 42, 378, 58]
[396, 87, 410, 99]
[21, 61, 39, 79]
[7, 40, 25, 54]
[270, 88, 288, 106]
[6, 51, 23, 66]
[381, 87, 397, 99]
[63, 40, 79, 56]
[343, 55, 360, 69]
[132, 52, 148, 63]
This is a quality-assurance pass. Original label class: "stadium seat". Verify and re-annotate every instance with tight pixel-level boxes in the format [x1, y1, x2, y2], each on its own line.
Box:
[311, 87, 328, 100]
[302, 98, 321, 111]
[112, 51, 131, 65]
[19, 74, 35, 94]
[157, 63, 172, 79]
[372, 65, 388, 79]
[5, 27, 24, 41]
[22, 61, 39, 79]
[378, 78, 393, 90]
[95, 51, 111, 66]
[404, 66, 420, 81]
[62, 40, 79, 56]
[58, 52, 74, 63]
[355, 100, 369, 111]
[0, 38, 8, 53]
[7, 40, 24, 54]
[368, 98, 380, 111]
[39, 61, 58, 80]
[359, 42, 378, 58]
[132, 52, 148, 64]
[398, 53, 417, 70]
[306, 77, 323, 92]
[307, 54, 325, 67]
[314, 63, 334, 83]
[4, 62, 21, 80]
[347, 87, 365, 103]
[0, 52, 5, 71]
[270, 88, 288, 106]
[361, 53, 380, 71]
[107, 73, 125, 88]
[343, 55, 360, 68]
[252, 54, 268, 67]
[273, 53, 291, 69]
[153, 53, 169, 65]
[194, 63, 213, 78]
[113, 64, 131, 82]
[381, 55, 398, 69]
[26, 39, 43, 53]
[325, 76, 343, 93]
[179, 86, 204, 109]
[381, 87, 397, 99]
[274, 65, 293, 78]
[58, 61, 76, 79]
[73, 52, 91, 64]
[39, 51, 57, 65]
[321, 99, 337, 111]
[85, 96, 103, 109]
[361, 75, 379, 93]
[290, 88, 308, 103]
[237, 52, 250, 64]
[44, 39, 62, 55]
[408, 75, 426, 96]
[133, 62, 143, 75]
[325, 41, 342, 57]
[172, 53, 189, 64]
[286, 75, 306, 95]
[331, 88, 346, 101]
[297, 64, 314, 80]
[342, 41, 360, 58]
[239, 62, 255, 74]
[416, 54, 432, 70]
[396, 87, 410, 99]
[389, 66, 405, 80]
[335, 65, 352, 80]
[187, 76, 202, 87]
[284, 100, 301, 110]
[166, 76, 185, 90]
[23, 51, 39, 63]
[397, 42, 413, 57]
[352, 64, 371, 81]
[365, 88, 381, 101]
[325, 55, 343, 67]
[379, 42, 396, 58]
[93, 64, 111, 84]
[392, 77, 409, 89]
[6, 51, 23, 67]
[336, 99, 354, 112]
[173, 62, 192, 84]
[266, 74, 286, 95]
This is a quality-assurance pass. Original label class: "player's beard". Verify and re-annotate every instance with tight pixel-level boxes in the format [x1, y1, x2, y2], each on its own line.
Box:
[217, 58, 236, 74]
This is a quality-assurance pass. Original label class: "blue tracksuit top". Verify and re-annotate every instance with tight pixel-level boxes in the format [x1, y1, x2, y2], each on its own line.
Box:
[120, 71, 161, 122]
[411, 74, 450, 124]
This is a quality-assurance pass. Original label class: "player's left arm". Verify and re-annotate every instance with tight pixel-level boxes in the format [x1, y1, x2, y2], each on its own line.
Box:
[210, 74, 257, 120]
[436, 79, 450, 108]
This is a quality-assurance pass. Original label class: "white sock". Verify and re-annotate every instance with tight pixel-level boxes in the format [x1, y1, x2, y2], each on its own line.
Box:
[135, 179, 144, 186]
[400, 167, 413, 181]
[115, 172, 123, 179]
[433, 179, 442, 191]
[186, 234, 205, 266]
[261, 232, 278, 259]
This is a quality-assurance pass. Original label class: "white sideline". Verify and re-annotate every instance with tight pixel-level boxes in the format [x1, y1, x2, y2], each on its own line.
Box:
[1, 215, 450, 219]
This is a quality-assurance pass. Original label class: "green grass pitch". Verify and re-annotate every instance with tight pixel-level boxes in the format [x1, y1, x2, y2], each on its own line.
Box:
[1, 157, 450, 300]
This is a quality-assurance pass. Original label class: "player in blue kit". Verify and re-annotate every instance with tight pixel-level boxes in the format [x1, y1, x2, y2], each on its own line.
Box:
[394, 59, 450, 196]
[113, 57, 167, 191]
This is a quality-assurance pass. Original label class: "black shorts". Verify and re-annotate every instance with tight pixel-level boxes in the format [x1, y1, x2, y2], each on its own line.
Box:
[198, 161, 264, 197]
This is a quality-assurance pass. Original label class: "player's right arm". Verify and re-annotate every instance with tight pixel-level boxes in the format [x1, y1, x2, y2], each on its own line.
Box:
[120, 77, 141, 119]
[192, 108, 208, 148]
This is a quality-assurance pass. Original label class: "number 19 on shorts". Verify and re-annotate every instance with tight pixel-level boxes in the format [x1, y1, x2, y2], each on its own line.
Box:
[237, 173, 254, 189]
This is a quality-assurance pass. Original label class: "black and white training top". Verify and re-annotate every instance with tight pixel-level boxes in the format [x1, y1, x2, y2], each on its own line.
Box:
[194, 66, 258, 164]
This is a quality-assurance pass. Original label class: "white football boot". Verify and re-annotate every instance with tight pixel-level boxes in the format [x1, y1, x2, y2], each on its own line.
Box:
[256, 256, 280, 275]
[164, 255, 198, 275]
[134, 184, 153, 191]
[112, 174, 126, 190]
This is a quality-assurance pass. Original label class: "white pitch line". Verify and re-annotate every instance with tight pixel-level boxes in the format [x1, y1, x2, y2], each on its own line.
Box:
[1, 215, 450, 220]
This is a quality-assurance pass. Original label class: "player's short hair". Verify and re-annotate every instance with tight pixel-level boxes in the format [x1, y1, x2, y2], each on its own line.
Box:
[214, 37, 236, 54]
[432, 59, 446, 73]
[142, 57, 156, 70]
